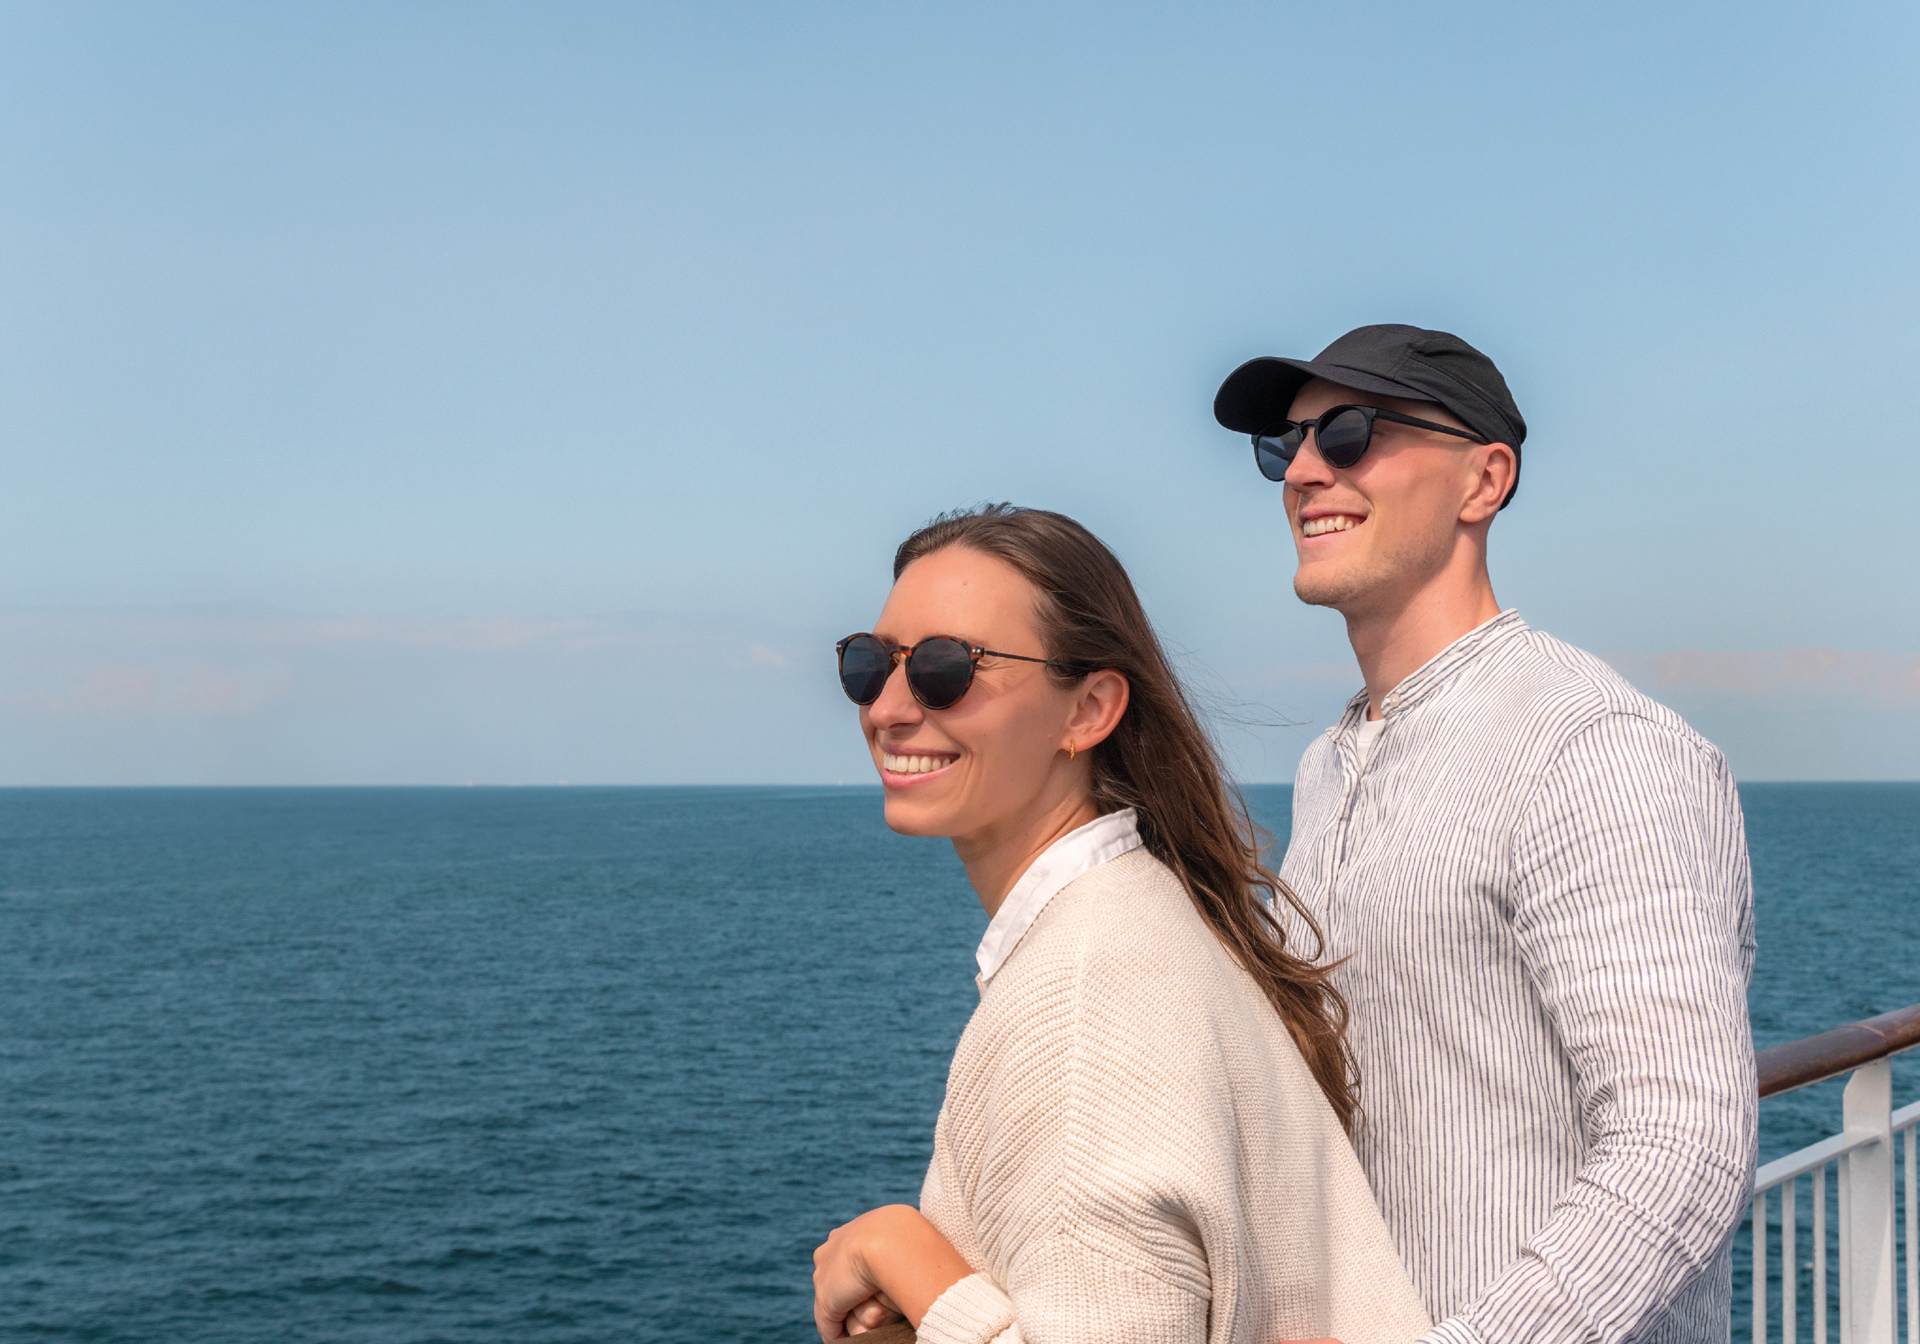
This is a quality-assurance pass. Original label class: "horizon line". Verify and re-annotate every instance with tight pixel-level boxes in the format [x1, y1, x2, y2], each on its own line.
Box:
[1, 779, 1915, 790]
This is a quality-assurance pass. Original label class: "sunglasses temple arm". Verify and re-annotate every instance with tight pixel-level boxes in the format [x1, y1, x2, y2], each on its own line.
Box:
[978, 649, 1075, 671]
[1374, 408, 1486, 442]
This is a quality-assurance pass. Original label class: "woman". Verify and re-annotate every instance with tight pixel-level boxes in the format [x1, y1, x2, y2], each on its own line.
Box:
[813, 505, 1428, 1344]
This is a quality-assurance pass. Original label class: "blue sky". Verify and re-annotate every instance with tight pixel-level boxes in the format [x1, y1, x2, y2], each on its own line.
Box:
[2, 0, 1916, 784]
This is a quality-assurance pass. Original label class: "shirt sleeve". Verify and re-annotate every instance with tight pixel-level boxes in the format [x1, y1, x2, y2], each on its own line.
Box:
[1434, 710, 1758, 1344]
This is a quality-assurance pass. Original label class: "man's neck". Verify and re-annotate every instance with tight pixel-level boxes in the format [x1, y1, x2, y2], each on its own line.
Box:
[1344, 569, 1503, 720]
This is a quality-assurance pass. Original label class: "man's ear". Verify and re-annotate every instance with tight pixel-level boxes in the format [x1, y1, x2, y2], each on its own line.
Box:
[1461, 443, 1517, 524]
[1064, 670, 1130, 752]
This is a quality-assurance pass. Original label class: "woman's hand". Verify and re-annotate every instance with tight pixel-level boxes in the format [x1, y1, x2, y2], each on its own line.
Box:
[813, 1205, 973, 1340]
[843, 1293, 905, 1334]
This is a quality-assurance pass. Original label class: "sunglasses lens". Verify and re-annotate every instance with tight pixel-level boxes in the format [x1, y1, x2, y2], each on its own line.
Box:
[906, 637, 974, 709]
[1253, 431, 1297, 482]
[1316, 408, 1373, 468]
[838, 635, 892, 705]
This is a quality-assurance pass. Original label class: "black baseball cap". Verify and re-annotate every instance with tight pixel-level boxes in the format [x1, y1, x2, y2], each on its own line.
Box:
[1213, 324, 1527, 505]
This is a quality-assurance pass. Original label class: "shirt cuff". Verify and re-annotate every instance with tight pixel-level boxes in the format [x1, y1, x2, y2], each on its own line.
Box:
[1418, 1316, 1485, 1344]
[916, 1272, 1015, 1344]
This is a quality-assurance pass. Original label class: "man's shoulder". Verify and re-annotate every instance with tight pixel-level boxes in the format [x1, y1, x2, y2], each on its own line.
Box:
[1295, 723, 1342, 770]
[1496, 627, 1728, 768]
[1288, 728, 1350, 817]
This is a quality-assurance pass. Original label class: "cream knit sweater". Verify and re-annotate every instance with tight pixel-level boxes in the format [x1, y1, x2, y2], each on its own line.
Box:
[917, 847, 1431, 1344]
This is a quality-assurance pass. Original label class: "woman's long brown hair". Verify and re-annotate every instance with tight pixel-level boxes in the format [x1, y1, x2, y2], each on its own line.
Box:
[894, 504, 1359, 1131]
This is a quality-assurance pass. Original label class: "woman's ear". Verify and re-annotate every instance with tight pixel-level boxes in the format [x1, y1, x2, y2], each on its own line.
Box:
[1063, 670, 1129, 752]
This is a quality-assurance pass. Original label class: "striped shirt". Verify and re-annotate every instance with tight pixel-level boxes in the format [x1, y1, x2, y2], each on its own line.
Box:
[1279, 610, 1757, 1344]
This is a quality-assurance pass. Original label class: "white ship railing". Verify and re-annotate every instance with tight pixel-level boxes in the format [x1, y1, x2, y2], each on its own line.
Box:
[1746, 1005, 1920, 1344]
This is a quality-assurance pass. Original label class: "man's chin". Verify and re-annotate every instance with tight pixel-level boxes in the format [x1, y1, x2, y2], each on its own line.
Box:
[1293, 567, 1367, 611]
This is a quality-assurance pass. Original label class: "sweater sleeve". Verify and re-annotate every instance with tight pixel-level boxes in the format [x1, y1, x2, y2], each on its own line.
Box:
[919, 905, 1239, 1344]
[918, 1251, 1209, 1344]
[919, 1274, 1019, 1344]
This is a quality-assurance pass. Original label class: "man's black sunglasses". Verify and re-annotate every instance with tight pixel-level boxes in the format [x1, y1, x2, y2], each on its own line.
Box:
[836, 633, 1072, 711]
[1252, 404, 1488, 481]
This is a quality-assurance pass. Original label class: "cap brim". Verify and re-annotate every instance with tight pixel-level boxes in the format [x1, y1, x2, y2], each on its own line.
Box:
[1212, 356, 1437, 434]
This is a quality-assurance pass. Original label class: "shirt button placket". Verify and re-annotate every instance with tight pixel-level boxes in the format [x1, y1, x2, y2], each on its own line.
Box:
[1325, 728, 1366, 910]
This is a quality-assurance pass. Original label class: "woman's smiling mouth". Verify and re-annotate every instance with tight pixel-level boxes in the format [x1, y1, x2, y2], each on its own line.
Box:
[879, 749, 958, 782]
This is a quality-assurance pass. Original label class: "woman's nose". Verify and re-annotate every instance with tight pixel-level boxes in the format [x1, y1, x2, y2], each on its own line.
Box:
[865, 658, 922, 729]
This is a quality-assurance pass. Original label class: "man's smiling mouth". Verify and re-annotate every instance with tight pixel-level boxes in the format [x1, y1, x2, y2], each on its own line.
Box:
[1301, 514, 1365, 537]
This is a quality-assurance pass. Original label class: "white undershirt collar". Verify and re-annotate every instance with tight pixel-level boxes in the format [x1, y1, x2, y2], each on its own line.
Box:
[1354, 712, 1386, 767]
[975, 808, 1142, 989]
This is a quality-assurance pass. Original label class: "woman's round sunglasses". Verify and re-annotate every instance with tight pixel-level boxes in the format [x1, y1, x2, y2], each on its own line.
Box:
[1252, 404, 1488, 482]
[836, 633, 1071, 711]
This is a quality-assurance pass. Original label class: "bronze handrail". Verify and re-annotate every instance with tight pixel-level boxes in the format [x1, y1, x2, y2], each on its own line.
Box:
[1756, 1003, 1920, 1098]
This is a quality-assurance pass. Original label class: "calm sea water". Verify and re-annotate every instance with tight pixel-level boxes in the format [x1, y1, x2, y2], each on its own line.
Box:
[0, 783, 1914, 1342]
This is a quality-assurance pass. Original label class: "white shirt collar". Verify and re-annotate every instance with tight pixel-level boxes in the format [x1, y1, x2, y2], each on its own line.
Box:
[975, 808, 1142, 988]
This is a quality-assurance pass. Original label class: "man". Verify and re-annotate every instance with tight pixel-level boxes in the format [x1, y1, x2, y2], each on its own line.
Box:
[1212, 325, 1756, 1344]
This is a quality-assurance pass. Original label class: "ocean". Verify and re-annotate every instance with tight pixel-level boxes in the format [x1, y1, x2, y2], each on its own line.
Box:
[1, 783, 1915, 1342]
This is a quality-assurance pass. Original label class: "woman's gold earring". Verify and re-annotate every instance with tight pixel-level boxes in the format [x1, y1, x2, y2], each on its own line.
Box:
[1067, 741, 1077, 761]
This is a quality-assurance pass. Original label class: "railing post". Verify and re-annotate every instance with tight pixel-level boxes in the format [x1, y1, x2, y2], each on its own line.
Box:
[1841, 1060, 1896, 1344]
